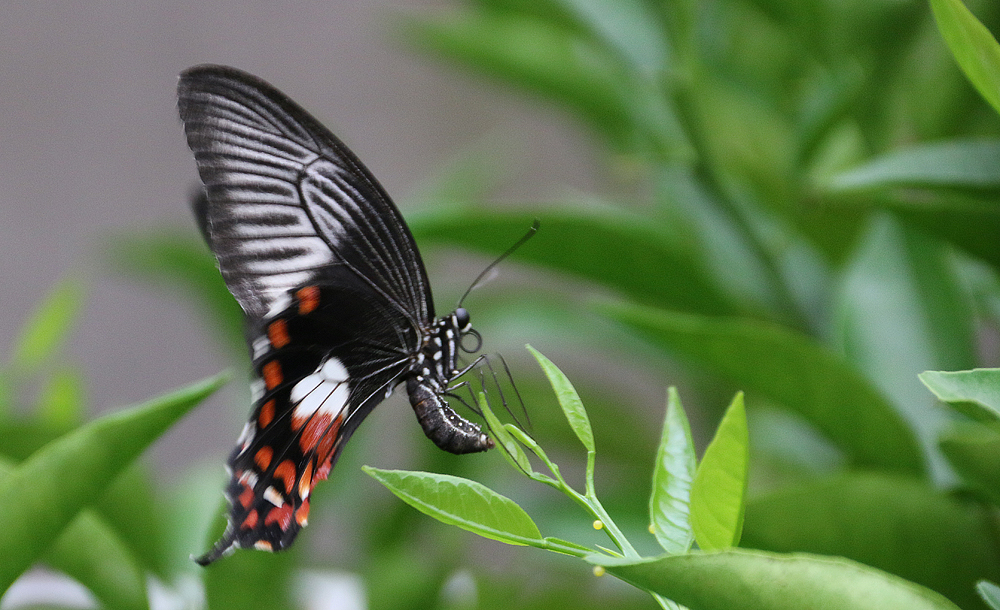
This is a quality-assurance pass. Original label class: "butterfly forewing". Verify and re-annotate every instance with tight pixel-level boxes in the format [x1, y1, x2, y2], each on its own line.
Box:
[177, 65, 432, 323]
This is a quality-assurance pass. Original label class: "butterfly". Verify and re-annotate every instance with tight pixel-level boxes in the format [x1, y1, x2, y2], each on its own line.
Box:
[178, 64, 504, 565]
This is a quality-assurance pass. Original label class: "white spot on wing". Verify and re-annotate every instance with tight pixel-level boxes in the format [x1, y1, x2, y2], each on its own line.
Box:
[250, 379, 265, 402]
[263, 486, 285, 507]
[252, 335, 270, 359]
[290, 374, 323, 404]
[321, 358, 349, 383]
[264, 293, 293, 320]
[292, 379, 350, 422]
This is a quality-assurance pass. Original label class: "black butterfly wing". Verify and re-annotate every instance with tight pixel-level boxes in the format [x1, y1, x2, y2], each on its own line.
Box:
[178, 65, 433, 562]
[178, 64, 433, 324]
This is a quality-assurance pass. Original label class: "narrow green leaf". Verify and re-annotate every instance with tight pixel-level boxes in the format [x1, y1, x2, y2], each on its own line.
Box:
[476, 392, 531, 473]
[836, 216, 974, 481]
[828, 139, 1000, 191]
[409, 208, 739, 317]
[10, 276, 85, 372]
[44, 511, 148, 610]
[0, 373, 226, 590]
[930, 0, 1000, 115]
[690, 393, 749, 551]
[527, 345, 594, 452]
[939, 422, 1000, 504]
[590, 549, 961, 610]
[0, 458, 147, 610]
[742, 473, 1000, 610]
[363, 467, 542, 545]
[649, 387, 695, 554]
[36, 367, 86, 428]
[920, 368, 1000, 422]
[977, 581, 1000, 610]
[598, 300, 924, 474]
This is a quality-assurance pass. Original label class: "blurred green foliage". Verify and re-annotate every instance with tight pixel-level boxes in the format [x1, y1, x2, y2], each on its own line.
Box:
[5, 0, 1000, 608]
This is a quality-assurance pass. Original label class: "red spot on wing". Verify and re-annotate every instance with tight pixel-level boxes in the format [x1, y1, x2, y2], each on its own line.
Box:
[273, 460, 297, 495]
[262, 361, 282, 390]
[268, 319, 290, 349]
[296, 286, 320, 314]
[238, 484, 254, 509]
[295, 500, 310, 526]
[241, 509, 259, 530]
[299, 413, 341, 460]
[298, 462, 314, 498]
[265, 504, 294, 530]
[259, 399, 275, 429]
[254, 446, 273, 471]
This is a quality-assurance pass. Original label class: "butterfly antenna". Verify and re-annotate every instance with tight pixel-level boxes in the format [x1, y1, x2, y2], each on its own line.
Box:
[457, 219, 540, 308]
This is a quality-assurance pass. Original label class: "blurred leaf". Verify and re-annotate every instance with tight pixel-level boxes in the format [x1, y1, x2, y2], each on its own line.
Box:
[203, 541, 298, 610]
[0, 372, 226, 590]
[592, 549, 961, 610]
[978, 581, 1000, 610]
[742, 473, 1000, 610]
[930, 0, 1000, 115]
[35, 367, 85, 429]
[94, 463, 171, 577]
[690, 393, 748, 551]
[44, 511, 148, 610]
[835, 216, 973, 481]
[550, 0, 669, 75]
[939, 422, 1000, 505]
[920, 368, 1000, 422]
[828, 139, 1000, 191]
[363, 467, 542, 545]
[105, 231, 244, 355]
[10, 276, 85, 373]
[527, 345, 594, 453]
[649, 387, 695, 555]
[597, 300, 924, 474]
[0, 457, 147, 610]
[410, 208, 739, 316]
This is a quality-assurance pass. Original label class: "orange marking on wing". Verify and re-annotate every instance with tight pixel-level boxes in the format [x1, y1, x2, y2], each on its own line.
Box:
[295, 500, 310, 526]
[316, 453, 333, 482]
[254, 446, 273, 471]
[238, 484, 254, 509]
[265, 503, 294, 530]
[298, 462, 314, 499]
[296, 286, 320, 314]
[273, 459, 297, 495]
[268, 319, 290, 349]
[241, 509, 259, 530]
[258, 400, 276, 429]
[262, 361, 282, 390]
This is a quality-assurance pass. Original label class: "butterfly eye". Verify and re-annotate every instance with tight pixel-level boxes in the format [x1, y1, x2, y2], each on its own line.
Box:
[455, 307, 471, 331]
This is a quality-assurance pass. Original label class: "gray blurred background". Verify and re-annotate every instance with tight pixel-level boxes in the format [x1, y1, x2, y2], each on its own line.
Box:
[0, 1, 613, 481]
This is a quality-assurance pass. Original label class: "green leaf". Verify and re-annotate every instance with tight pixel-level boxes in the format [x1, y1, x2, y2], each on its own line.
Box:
[590, 548, 961, 610]
[44, 511, 148, 610]
[598, 300, 924, 474]
[828, 139, 1000, 191]
[939, 422, 1000, 504]
[690, 393, 749, 551]
[363, 467, 542, 546]
[742, 473, 1000, 610]
[649, 387, 695, 554]
[920, 368, 1000, 422]
[476, 389, 532, 473]
[0, 373, 226, 590]
[36, 367, 86, 428]
[527, 345, 594, 452]
[978, 581, 1000, 610]
[835, 216, 974, 480]
[10, 276, 85, 372]
[930, 0, 1000, 116]
[409, 208, 739, 317]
